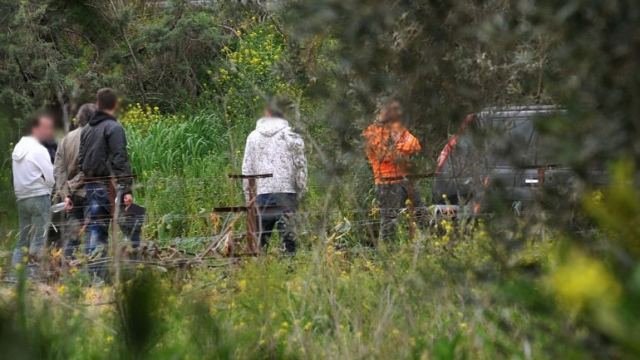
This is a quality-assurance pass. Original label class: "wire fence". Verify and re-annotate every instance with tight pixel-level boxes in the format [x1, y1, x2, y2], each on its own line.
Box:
[2, 165, 489, 283]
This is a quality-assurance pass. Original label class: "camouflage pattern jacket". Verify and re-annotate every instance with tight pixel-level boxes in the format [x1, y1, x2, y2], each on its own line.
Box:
[242, 117, 307, 200]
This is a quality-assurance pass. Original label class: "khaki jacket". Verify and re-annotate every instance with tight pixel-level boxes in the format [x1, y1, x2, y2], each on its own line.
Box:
[54, 127, 85, 200]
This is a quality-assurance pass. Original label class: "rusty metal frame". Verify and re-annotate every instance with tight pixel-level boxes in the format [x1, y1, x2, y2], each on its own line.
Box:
[212, 174, 273, 255]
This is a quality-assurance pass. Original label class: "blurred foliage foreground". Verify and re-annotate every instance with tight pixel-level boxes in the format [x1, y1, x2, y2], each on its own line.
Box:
[0, 166, 639, 359]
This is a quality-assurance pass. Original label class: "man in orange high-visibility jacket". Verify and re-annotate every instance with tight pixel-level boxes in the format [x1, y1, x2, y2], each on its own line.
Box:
[363, 100, 427, 241]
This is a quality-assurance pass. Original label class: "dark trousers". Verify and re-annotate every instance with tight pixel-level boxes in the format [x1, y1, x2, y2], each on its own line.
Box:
[376, 182, 428, 241]
[63, 195, 86, 258]
[118, 207, 144, 249]
[85, 183, 111, 256]
[123, 228, 141, 248]
[256, 193, 298, 253]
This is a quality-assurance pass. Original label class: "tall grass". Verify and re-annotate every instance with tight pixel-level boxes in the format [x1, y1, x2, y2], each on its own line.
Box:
[123, 108, 338, 244]
[125, 111, 251, 241]
[0, 230, 600, 359]
[127, 112, 231, 180]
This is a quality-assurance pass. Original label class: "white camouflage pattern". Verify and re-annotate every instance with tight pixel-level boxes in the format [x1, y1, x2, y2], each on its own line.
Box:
[242, 117, 308, 199]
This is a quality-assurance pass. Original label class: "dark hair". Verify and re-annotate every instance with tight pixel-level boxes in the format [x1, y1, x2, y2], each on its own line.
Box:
[376, 97, 402, 124]
[76, 103, 97, 126]
[23, 111, 54, 135]
[96, 88, 118, 111]
[266, 96, 290, 118]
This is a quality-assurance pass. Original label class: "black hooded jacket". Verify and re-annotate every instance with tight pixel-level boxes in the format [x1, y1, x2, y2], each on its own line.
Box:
[78, 110, 132, 193]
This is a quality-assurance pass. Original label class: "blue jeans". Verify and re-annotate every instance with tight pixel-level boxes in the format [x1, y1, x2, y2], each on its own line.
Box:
[256, 193, 298, 254]
[85, 183, 111, 256]
[12, 195, 51, 267]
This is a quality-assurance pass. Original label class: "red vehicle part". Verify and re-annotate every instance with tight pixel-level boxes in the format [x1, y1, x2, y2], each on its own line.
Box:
[436, 114, 477, 174]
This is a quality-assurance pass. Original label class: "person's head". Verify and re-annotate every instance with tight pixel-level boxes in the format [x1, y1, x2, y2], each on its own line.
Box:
[96, 88, 119, 114]
[379, 99, 403, 124]
[76, 103, 97, 127]
[26, 112, 55, 143]
[264, 97, 290, 119]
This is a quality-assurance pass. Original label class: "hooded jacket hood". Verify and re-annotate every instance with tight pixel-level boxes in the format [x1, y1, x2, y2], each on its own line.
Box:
[89, 110, 116, 126]
[242, 117, 308, 198]
[256, 117, 290, 137]
[12, 136, 40, 161]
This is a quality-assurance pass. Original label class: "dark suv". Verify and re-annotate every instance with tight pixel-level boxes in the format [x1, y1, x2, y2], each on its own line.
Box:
[431, 106, 604, 217]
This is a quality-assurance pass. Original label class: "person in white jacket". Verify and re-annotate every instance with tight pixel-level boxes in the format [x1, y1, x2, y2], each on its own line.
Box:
[11, 113, 55, 269]
[242, 100, 307, 254]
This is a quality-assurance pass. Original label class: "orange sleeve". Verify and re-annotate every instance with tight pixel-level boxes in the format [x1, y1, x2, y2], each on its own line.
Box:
[363, 125, 380, 157]
[396, 130, 421, 155]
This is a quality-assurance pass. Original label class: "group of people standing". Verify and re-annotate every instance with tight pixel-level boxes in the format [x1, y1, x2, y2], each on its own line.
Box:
[9, 91, 310, 277]
[9, 90, 423, 278]
[10, 88, 134, 277]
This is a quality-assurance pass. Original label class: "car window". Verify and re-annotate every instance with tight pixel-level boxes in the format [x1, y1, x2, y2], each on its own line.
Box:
[474, 116, 535, 166]
[532, 116, 565, 166]
[440, 111, 565, 174]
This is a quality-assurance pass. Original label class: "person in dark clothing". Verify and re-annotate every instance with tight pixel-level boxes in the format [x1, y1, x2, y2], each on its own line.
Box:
[78, 88, 133, 259]
[117, 202, 145, 252]
[42, 140, 57, 164]
[43, 137, 60, 247]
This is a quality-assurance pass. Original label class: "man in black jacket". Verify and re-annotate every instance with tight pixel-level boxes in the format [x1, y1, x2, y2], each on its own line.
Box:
[78, 88, 133, 258]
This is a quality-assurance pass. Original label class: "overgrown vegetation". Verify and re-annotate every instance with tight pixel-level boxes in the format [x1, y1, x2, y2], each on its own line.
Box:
[0, 230, 595, 359]
[1, 0, 639, 358]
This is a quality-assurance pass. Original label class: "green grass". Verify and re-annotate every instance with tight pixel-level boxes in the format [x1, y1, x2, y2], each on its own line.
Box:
[0, 229, 597, 359]
[126, 111, 242, 241]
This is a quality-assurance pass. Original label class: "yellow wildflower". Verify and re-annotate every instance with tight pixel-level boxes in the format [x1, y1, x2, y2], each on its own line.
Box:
[547, 249, 622, 312]
[238, 279, 247, 291]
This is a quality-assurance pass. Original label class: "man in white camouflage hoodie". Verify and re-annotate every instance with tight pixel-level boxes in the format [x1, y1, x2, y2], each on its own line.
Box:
[242, 100, 307, 254]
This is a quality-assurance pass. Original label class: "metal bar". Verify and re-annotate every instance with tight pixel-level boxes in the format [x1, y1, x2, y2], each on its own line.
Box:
[83, 175, 137, 183]
[212, 205, 286, 213]
[537, 167, 546, 185]
[246, 178, 258, 254]
[228, 174, 273, 179]
[212, 173, 274, 256]
[111, 183, 123, 285]
[406, 181, 416, 240]
[212, 206, 251, 213]
[380, 172, 435, 182]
